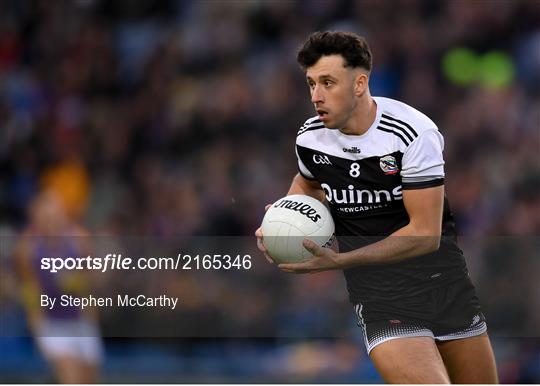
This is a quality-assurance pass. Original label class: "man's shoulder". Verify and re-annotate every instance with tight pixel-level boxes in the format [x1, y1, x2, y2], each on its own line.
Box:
[375, 97, 439, 137]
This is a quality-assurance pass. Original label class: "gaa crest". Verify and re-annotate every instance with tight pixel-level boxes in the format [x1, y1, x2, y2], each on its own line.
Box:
[380, 155, 399, 175]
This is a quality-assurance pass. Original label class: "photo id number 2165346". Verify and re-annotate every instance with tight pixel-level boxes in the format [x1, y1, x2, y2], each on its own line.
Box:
[180, 254, 252, 270]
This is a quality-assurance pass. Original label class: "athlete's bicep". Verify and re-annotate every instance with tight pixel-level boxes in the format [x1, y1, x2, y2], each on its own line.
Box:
[402, 185, 444, 236]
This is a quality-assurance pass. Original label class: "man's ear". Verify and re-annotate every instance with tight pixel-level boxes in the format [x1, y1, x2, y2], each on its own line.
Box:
[354, 72, 369, 96]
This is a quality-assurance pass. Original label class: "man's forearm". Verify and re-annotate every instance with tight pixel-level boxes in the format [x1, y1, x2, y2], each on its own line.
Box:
[336, 225, 441, 268]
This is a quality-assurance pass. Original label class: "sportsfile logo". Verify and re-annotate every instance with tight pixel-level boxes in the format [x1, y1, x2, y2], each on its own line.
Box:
[273, 199, 321, 222]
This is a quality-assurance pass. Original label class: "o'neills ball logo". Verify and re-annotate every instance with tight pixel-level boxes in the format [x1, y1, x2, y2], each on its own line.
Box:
[273, 199, 321, 222]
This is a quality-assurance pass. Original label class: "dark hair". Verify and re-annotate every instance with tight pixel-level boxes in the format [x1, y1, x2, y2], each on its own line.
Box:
[297, 31, 372, 71]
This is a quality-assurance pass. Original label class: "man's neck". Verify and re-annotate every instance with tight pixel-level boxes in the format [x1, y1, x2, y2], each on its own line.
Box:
[340, 96, 377, 136]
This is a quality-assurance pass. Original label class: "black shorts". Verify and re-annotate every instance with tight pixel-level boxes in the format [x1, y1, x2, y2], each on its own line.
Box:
[354, 276, 487, 354]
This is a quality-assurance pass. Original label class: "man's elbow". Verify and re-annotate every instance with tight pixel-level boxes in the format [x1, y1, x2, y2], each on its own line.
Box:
[417, 233, 441, 254]
[424, 235, 441, 253]
[413, 226, 441, 254]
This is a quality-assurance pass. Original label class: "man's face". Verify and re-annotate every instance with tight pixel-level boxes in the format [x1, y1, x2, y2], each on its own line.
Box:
[305, 55, 358, 129]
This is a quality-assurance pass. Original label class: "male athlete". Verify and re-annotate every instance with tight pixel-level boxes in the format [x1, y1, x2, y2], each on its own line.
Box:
[255, 31, 498, 383]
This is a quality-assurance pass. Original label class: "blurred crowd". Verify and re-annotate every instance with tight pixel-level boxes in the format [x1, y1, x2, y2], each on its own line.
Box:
[0, 0, 539, 383]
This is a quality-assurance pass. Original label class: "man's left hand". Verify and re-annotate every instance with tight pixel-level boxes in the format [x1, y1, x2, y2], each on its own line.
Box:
[278, 239, 342, 274]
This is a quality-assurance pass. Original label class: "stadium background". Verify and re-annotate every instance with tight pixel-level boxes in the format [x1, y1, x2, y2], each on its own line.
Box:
[0, 0, 539, 383]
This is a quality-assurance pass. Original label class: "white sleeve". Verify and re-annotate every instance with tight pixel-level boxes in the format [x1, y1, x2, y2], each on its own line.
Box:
[400, 129, 445, 189]
[295, 145, 315, 180]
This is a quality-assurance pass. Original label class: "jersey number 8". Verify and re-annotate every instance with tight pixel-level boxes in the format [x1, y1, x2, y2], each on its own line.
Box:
[349, 162, 361, 178]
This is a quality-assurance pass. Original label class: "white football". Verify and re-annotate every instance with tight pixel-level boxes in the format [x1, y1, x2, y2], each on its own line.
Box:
[261, 194, 335, 263]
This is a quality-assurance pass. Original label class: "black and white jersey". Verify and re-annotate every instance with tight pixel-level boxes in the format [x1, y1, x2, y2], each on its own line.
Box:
[296, 97, 467, 303]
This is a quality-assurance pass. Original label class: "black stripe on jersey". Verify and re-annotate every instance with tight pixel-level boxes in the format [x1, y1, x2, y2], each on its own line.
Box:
[306, 123, 325, 130]
[402, 178, 444, 190]
[381, 114, 419, 137]
[377, 126, 410, 146]
[379, 119, 415, 143]
[297, 121, 325, 136]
